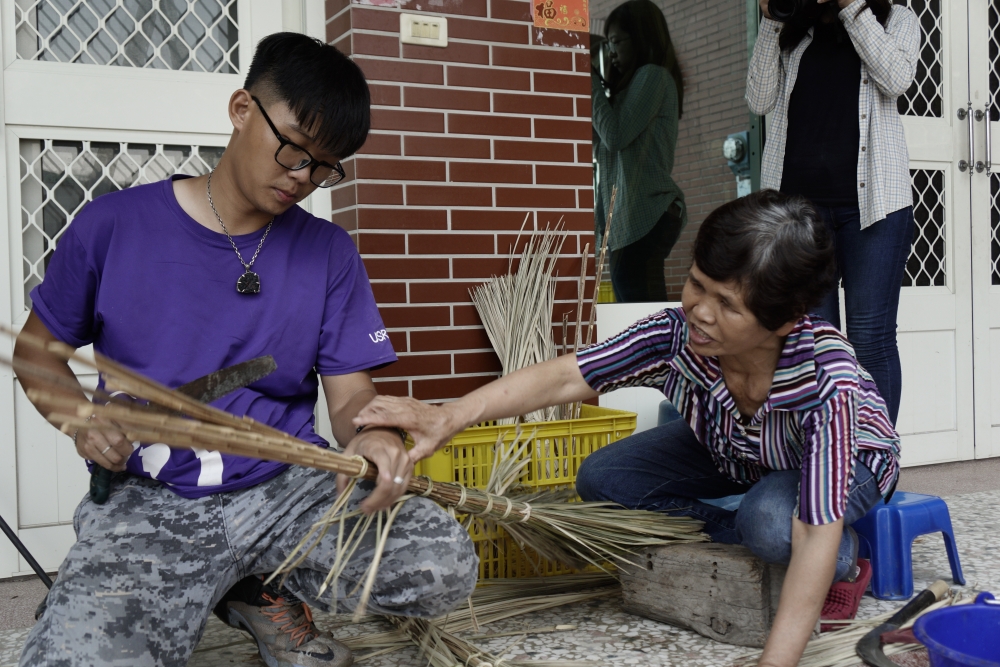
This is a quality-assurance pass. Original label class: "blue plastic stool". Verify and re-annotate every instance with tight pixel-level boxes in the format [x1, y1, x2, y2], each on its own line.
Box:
[853, 491, 965, 600]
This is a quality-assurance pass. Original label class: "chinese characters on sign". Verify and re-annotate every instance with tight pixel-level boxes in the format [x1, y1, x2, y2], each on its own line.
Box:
[534, 0, 589, 33]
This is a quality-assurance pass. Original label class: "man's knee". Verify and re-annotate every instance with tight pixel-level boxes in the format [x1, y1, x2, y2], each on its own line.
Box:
[376, 502, 478, 617]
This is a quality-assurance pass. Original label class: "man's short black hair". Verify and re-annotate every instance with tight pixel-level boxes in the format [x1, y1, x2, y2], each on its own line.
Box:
[244, 32, 370, 160]
[692, 189, 836, 331]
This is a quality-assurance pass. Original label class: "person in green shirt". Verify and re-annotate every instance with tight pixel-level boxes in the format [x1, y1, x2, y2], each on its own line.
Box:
[593, 0, 687, 302]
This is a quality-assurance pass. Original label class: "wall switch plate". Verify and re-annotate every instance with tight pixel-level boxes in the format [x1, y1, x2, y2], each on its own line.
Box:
[400, 13, 447, 47]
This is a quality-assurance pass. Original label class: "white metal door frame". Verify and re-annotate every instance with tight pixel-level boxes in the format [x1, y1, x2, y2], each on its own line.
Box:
[0, 0, 328, 578]
[894, 0, 977, 466]
[966, 0, 1000, 461]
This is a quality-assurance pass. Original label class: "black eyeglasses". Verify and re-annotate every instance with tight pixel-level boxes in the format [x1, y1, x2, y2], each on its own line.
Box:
[252, 96, 346, 188]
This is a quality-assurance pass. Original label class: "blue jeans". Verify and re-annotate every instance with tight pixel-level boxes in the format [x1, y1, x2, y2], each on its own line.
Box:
[576, 419, 885, 581]
[812, 205, 914, 424]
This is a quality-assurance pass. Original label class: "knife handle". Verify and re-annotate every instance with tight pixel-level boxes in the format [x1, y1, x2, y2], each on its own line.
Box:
[887, 580, 949, 627]
[89, 466, 114, 505]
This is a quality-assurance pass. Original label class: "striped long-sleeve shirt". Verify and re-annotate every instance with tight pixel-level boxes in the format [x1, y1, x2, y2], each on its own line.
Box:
[576, 308, 900, 525]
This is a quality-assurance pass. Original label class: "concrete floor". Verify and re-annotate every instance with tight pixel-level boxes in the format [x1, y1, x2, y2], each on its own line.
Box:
[895, 456, 1000, 497]
[0, 578, 47, 634]
[1, 457, 997, 665]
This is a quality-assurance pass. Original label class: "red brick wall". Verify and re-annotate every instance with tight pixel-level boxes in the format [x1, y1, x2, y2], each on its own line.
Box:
[327, 0, 594, 401]
[591, 0, 749, 299]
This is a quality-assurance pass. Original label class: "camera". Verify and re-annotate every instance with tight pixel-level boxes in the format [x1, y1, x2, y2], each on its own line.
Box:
[767, 0, 818, 22]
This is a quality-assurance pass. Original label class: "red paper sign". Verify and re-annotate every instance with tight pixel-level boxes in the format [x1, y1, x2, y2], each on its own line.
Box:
[533, 0, 589, 33]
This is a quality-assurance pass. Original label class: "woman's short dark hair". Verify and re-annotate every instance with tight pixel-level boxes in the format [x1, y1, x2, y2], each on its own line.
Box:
[244, 32, 370, 160]
[692, 190, 835, 331]
[605, 0, 683, 116]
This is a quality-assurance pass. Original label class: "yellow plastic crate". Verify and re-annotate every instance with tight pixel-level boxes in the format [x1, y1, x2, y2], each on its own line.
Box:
[597, 280, 616, 303]
[414, 404, 637, 580]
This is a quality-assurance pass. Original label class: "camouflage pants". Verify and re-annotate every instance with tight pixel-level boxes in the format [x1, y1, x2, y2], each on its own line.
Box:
[19, 466, 478, 667]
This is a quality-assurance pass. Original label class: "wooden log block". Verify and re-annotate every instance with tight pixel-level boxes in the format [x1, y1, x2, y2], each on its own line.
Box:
[620, 542, 787, 648]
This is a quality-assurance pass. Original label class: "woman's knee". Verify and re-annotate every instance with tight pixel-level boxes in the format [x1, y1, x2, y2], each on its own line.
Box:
[576, 443, 617, 502]
[735, 472, 799, 564]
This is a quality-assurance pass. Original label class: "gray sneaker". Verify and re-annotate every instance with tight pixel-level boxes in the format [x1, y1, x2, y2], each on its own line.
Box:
[225, 591, 353, 667]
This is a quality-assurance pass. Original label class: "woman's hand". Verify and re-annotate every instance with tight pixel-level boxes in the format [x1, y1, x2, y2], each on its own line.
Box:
[816, 0, 853, 8]
[336, 427, 414, 513]
[75, 416, 132, 471]
[758, 518, 842, 666]
[590, 35, 606, 74]
[758, 0, 773, 20]
[354, 396, 464, 466]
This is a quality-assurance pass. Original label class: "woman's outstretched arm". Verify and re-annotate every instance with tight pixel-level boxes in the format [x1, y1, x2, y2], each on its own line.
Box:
[354, 353, 598, 463]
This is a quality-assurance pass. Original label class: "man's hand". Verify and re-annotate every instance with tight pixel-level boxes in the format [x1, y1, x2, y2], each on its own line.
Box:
[75, 417, 132, 471]
[354, 395, 463, 465]
[336, 427, 413, 514]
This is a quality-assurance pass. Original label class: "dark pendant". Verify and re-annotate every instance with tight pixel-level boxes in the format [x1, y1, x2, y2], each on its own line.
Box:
[237, 271, 261, 295]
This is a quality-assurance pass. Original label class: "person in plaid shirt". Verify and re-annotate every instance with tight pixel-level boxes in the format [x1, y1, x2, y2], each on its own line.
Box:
[356, 191, 901, 667]
[746, 0, 919, 426]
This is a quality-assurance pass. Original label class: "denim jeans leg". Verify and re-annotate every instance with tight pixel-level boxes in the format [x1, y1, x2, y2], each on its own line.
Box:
[609, 208, 684, 302]
[576, 419, 751, 543]
[838, 207, 914, 424]
[734, 465, 885, 581]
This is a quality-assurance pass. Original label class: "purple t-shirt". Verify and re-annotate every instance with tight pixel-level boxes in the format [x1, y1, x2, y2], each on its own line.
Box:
[31, 176, 396, 498]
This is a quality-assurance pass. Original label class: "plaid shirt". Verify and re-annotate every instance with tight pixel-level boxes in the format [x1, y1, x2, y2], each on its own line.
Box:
[746, 0, 919, 229]
[577, 308, 901, 526]
[593, 66, 687, 250]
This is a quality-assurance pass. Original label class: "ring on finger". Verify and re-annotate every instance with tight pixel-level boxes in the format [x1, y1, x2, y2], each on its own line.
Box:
[100, 445, 112, 455]
[393, 476, 405, 485]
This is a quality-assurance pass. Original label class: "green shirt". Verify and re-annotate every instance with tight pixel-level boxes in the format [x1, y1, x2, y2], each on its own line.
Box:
[593, 64, 686, 251]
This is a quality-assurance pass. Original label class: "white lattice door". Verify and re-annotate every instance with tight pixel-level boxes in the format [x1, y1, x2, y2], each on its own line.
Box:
[0, 0, 329, 579]
[967, 0, 1000, 460]
[892, 0, 977, 466]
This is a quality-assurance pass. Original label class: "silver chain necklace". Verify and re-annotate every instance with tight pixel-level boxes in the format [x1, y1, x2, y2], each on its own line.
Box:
[207, 169, 273, 295]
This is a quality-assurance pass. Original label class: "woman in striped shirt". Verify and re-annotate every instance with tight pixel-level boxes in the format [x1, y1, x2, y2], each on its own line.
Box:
[356, 190, 900, 667]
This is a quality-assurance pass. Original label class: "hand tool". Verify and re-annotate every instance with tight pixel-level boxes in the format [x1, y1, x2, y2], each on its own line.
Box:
[9, 355, 277, 619]
[856, 579, 951, 667]
[89, 355, 277, 504]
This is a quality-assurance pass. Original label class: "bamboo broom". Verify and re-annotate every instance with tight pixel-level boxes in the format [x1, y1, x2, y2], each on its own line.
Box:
[3, 328, 705, 572]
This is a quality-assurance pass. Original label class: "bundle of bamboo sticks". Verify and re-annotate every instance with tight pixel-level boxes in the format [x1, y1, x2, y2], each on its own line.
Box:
[343, 573, 619, 666]
[471, 217, 566, 423]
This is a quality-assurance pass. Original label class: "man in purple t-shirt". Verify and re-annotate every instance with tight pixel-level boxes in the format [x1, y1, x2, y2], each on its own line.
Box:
[13, 33, 476, 667]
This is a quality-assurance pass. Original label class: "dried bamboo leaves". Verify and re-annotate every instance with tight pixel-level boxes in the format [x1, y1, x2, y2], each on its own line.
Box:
[470, 218, 566, 424]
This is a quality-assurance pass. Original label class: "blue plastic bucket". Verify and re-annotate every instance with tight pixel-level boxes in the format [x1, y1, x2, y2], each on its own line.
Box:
[913, 592, 1000, 667]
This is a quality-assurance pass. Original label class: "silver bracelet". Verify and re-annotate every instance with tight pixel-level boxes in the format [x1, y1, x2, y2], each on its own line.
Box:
[72, 414, 96, 446]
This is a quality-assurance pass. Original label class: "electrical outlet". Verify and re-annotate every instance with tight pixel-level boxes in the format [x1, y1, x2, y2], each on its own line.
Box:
[400, 13, 447, 48]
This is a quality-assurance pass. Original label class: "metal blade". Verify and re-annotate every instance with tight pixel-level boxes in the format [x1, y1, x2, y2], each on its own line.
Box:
[175, 355, 277, 404]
